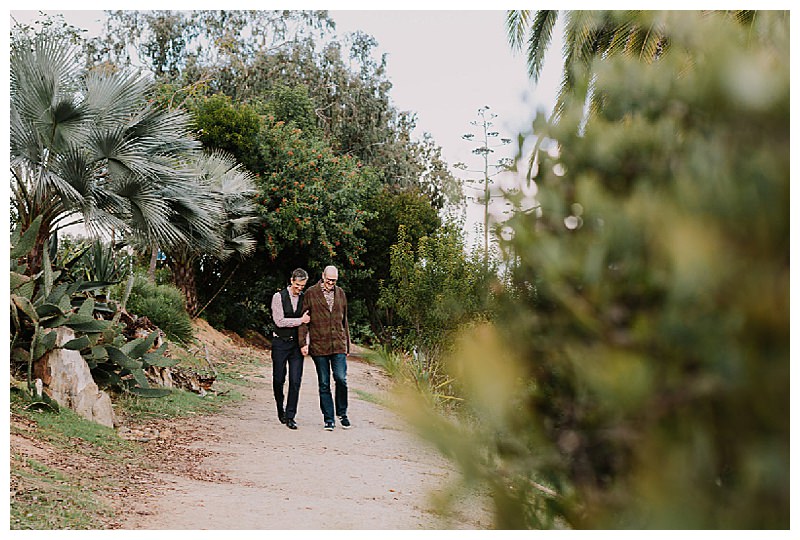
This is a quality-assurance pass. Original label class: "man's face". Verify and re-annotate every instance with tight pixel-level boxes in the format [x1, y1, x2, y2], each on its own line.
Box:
[290, 278, 307, 295]
[322, 272, 338, 291]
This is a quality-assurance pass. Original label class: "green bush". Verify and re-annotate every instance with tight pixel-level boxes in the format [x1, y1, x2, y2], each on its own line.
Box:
[402, 11, 789, 529]
[119, 275, 194, 343]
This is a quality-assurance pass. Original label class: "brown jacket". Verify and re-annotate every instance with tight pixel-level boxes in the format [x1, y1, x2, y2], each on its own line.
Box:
[298, 280, 350, 356]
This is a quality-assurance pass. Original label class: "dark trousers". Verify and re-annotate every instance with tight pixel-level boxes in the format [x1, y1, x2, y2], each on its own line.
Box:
[271, 337, 304, 420]
[312, 353, 348, 422]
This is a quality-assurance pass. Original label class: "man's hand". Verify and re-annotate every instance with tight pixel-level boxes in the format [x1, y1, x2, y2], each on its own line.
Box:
[301, 345, 309, 356]
[301, 310, 311, 324]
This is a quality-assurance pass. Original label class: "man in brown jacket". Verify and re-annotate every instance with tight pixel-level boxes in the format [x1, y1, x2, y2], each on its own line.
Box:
[298, 265, 352, 431]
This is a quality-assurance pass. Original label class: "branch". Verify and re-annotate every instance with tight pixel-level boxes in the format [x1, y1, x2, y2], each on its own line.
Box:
[193, 262, 240, 320]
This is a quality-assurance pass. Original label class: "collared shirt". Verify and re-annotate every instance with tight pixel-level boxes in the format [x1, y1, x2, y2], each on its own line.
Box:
[322, 286, 335, 311]
[271, 287, 304, 328]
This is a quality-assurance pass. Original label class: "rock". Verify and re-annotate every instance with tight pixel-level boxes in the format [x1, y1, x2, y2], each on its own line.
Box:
[33, 327, 117, 428]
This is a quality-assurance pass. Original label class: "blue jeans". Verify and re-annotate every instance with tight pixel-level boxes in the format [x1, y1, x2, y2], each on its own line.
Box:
[312, 353, 347, 422]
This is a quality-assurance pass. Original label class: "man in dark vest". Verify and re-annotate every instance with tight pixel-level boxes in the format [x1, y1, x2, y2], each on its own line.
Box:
[270, 268, 310, 429]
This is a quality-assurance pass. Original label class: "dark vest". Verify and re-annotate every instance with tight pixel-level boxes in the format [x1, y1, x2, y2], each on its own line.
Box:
[273, 288, 304, 340]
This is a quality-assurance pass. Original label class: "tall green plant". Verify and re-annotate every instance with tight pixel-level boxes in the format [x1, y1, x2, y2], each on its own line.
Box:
[10, 28, 219, 282]
[404, 10, 789, 528]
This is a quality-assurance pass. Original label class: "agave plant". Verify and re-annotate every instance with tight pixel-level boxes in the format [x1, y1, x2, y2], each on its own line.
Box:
[11, 218, 177, 400]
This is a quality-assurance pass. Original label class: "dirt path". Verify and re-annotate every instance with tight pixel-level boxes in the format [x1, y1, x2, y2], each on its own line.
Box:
[121, 353, 490, 530]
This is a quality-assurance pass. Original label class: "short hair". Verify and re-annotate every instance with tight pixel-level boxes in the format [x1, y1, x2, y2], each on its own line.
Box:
[323, 265, 338, 278]
[291, 268, 308, 281]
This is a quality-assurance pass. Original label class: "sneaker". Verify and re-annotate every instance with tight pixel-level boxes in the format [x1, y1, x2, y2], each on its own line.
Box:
[324, 421, 335, 431]
[338, 416, 351, 429]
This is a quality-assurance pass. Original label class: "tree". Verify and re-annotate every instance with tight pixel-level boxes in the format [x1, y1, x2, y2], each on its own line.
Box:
[357, 189, 442, 344]
[163, 150, 259, 316]
[378, 225, 493, 360]
[93, 10, 461, 210]
[253, 118, 379, 273]
[10, 30, 211, 280]
[190, 93, 263, 173]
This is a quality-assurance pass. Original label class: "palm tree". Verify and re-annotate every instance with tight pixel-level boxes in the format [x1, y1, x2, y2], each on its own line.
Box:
[10, 31, 215, 278]
[506, 10, 760, 124]
[162, 150, 259, 316]
[506, 10, 670, 125]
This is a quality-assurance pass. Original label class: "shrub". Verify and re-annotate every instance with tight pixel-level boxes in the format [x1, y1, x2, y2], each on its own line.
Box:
[119, 275, 194, 343]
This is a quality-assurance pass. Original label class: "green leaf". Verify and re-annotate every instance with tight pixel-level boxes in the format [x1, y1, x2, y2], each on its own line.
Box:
[46, 282, 71, 305]
[90, 364, 123, 387]
[130, 368, 150, 388]
[32, 329, 59, 360]
[123, 330, 159, 359]
[63, 314, 111, 333]
[10, 215, 43, 259]
[77, 297, 95, 318]
[40, 315, 69, 329]
[77, 281, 119, 292]
[126, 386, 172, 398]
[57, 292, 73, 314]
[41, 329, 58, 350]
[142, 343, 178, 367]
[89, 346, 108, 360]
[12, 294, 39, 322]
[11, 347, 30, 364]
[106, 346, 143, 370]
[10, 271, 32, 293]
[36, 303, 66, 319]
[63, 335, 91, 350]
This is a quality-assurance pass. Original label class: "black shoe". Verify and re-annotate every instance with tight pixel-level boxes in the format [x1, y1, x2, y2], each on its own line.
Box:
[338, 416, 351, 429]
[324, 420, 335, 431]
[286, 419, 298, 430]
[278, 412, 286, 424]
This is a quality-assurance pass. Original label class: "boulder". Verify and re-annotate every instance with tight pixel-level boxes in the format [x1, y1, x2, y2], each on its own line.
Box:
[33, 327, 117, 428]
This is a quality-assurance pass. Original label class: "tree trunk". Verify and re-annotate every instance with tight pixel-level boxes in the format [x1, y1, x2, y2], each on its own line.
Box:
[170, 251, 199, 317]
[24, 218, 53, 289]
[148, 245, 159, 282]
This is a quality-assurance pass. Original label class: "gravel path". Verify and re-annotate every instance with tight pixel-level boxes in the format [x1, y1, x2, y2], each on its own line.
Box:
[121, 354, 490, 530]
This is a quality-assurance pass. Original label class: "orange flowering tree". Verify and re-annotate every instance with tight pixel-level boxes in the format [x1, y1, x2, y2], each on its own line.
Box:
[254, 118, 380, 275]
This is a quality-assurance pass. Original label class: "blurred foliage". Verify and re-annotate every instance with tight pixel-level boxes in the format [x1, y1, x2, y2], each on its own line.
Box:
[400, 11, 789, 529]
